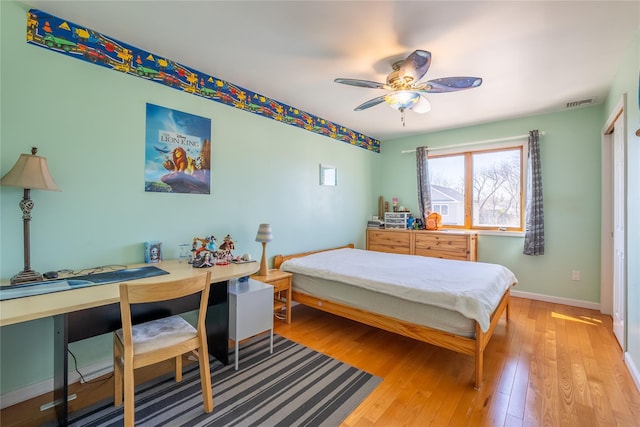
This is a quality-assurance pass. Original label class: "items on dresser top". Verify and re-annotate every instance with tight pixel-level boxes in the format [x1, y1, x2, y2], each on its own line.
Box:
[384, 212, 411, 229]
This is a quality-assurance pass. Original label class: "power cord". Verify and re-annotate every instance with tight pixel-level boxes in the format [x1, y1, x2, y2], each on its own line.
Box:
[67, 348, 113, 384]
[58, 265, 128, 277]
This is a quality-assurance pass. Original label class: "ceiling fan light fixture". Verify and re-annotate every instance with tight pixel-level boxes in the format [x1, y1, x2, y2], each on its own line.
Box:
[411, 95, 431, 114]
[384, 91, 420, 110]
[334, 49, 481, 124]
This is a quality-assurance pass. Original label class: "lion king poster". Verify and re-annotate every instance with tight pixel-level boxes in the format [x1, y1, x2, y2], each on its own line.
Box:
[144, 103, 211, 194]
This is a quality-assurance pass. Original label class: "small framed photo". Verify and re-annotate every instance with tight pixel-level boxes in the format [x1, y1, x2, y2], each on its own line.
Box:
[144, 241, 162, 263]
[319, 164, 337, 186]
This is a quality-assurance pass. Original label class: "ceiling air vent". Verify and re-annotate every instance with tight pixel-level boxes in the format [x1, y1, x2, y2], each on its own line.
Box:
[566, 97, 596, 109]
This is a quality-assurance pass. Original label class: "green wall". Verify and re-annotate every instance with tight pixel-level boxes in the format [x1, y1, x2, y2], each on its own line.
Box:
[0, 1, 380, 396]
[379, 105, 604, 303]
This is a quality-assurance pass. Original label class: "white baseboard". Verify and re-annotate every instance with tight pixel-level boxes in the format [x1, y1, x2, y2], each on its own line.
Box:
[0, 378, 54, 410]
[510, 290, 601, 311]
[625, 352, 640, 393]
[0, 360, 113, 410]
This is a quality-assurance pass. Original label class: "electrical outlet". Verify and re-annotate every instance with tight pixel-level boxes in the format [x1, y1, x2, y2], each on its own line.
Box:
[571, 270, 581, 281]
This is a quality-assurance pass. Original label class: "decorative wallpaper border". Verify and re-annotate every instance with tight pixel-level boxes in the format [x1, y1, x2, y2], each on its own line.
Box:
[26, 9, 380, 153]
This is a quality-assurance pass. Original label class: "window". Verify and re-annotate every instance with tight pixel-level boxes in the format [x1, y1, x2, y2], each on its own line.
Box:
[432, 204, 449, 216]
[429, 145, 524, 231]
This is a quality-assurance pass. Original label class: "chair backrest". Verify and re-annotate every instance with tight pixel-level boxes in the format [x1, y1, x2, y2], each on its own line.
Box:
[118, 271, 212, 346]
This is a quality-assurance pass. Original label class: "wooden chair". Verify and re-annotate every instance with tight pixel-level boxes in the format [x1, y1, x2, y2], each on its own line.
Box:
[113, 271, 214, 426]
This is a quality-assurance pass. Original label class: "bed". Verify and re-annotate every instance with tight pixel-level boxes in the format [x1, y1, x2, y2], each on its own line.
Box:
[273, 244, 517, 389]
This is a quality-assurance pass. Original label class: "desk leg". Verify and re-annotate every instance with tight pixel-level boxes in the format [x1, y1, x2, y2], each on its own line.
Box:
[205, 280, 229, 365]
[270, 327, 274, 354]
[53, 314, 69, 426]
[234, 341, 239, 371]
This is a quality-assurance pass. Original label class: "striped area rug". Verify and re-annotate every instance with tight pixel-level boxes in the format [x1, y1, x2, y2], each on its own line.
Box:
[68, 334, 381, 426]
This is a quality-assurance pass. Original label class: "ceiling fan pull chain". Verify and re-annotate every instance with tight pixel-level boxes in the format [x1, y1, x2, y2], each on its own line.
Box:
[401, 108, 406, 127]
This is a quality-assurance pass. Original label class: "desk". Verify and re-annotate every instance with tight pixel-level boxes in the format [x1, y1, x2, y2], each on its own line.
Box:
[0, 260, 258, 426]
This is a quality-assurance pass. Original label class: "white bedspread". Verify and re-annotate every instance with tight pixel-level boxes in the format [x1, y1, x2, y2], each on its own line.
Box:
[280, 248, 517, 332]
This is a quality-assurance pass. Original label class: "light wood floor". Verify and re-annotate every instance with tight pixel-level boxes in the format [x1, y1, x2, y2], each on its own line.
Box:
[279, 297, 640, 426]
[2, 297, 640, 426]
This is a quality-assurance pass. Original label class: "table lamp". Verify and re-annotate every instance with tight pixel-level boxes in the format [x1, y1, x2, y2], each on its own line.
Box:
[255, 223, 272, 276]
[1, 147, 60, 284]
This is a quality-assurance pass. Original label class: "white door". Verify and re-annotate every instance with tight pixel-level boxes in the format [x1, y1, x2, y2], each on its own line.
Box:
[612, 113, 626, 349]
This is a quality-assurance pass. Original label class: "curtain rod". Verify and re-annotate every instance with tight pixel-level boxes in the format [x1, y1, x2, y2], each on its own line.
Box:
[400, 131, 545, 154]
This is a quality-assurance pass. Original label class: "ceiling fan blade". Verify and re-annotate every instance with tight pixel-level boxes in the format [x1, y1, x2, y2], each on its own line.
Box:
[398, 50, 431, 83]
[409, 94, 431, 113]
[420, 77, 483, 93]
[354, 96, 387, 111]
[334, 78, 386, 89]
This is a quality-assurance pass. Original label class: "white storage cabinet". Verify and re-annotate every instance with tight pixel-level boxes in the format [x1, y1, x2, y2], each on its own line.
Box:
[228, 279, 274, 370]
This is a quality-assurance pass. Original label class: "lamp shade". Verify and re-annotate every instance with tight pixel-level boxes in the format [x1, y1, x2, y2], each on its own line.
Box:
[255, 224, 273, 243]
[1, 148, 60, 191]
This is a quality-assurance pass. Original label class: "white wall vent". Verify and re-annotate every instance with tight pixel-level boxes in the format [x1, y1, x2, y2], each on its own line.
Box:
[566, 97, 597, 108]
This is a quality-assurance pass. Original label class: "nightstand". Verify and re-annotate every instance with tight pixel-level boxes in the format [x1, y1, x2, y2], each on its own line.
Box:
[252, 269, 292, 324]
[228, 279, 274, 370]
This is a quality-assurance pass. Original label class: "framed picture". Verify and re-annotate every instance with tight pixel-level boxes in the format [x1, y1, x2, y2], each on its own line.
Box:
[319, 164, 337, 186]
[144, 241, 162, 263]
[144, 103, 212, 194]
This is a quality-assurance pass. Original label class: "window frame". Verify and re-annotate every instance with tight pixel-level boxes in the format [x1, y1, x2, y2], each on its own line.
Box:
[428, 141, 527, 232]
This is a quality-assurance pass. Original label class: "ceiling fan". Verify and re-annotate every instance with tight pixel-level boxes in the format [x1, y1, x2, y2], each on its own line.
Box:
[335, 50, 482, 126]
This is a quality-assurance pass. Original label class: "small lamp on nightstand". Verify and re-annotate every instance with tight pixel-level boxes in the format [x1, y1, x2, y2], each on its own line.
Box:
[255, 223, 272, 277]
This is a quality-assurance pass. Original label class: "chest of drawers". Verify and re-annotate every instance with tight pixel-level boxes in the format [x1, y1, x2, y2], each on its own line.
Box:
[366, 228, 477, 261]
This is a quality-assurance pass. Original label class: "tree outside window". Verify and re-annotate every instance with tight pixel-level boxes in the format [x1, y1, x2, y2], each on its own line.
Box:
[429, 145, 524, 231]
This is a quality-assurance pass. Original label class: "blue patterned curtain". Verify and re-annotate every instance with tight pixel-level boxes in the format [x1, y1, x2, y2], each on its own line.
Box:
[416, 146, 432, 221]
[523, 130, 545, 255]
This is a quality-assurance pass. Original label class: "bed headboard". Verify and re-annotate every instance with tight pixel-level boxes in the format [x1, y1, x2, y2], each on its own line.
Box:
[273, 244, 355, 269]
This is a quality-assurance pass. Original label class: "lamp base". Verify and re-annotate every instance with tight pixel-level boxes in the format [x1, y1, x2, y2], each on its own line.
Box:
[258, 242, 269, 276]
[10, 269, 44, 285]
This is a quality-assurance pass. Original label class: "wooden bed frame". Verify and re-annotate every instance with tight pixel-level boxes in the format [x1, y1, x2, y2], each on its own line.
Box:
[273, 244, 511, 389]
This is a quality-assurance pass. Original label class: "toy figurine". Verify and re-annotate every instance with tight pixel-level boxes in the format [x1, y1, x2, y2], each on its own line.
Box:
[218, 234, 235, 257]
[206, 235, 217, 252]
[193, 235, 217, 257]
[193, 251, 214, 268]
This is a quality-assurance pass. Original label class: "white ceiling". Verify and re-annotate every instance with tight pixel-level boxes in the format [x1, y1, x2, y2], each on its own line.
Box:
[19, 1, 640, 141]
